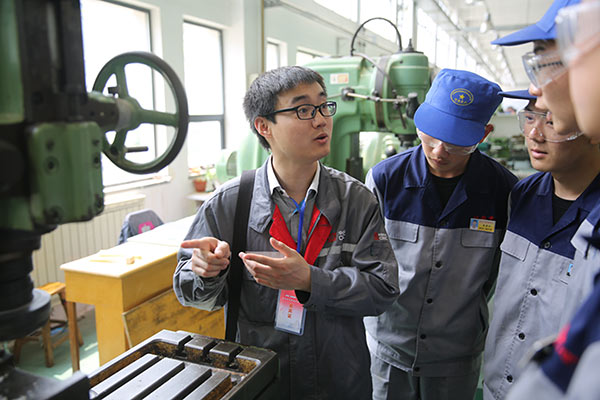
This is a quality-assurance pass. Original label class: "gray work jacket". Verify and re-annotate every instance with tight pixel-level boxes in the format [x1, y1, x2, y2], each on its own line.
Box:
[503, 203, 600, 400]
[483, 171, 600, 400]
[505, 269, 600, 400]
[364, 147, 516, 376]
[173, 161, 399, 400]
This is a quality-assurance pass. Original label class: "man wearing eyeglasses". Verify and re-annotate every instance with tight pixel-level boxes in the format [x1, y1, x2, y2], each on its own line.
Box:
[483, 1, 600, 399]
[503, 1, 600, 398]
[174, 66, 399, 400]
[363, 69, 517, 400]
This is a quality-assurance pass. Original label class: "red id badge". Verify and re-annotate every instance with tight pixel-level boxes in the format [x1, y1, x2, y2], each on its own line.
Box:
[275, 289, 306, 335]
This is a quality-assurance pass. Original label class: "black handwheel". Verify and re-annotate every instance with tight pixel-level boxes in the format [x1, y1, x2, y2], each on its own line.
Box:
[92, 51, 189, 174]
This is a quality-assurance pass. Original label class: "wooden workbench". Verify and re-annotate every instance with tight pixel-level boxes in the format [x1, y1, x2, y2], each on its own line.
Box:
[61, 224, 224, 365]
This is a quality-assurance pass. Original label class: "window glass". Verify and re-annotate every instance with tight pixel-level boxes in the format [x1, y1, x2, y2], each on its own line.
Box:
[186, 121, 223, 169]
[183, 23, 223, 115]
[416, 8, 437, 64]
[359, 0, 398, 42]
[447, 38, 457, 69]
[436, 29, 451, 68]
[183, 22, 225, 175]
[396, 0, 415, 47]
[266, 41, 280, 71]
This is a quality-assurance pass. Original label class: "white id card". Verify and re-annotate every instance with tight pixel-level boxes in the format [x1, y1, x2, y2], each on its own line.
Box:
[275, 289, 306, 335]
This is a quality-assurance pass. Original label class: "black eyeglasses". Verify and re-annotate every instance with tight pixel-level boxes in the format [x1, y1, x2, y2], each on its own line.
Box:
[264, 101, 337, 120]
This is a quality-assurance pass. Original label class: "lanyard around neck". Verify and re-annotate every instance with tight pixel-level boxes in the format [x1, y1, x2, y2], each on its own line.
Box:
[290, 197, 306, 254]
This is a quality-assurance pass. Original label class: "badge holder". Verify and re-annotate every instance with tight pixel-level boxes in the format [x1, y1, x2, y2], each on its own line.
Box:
[275, 289, 306, 335]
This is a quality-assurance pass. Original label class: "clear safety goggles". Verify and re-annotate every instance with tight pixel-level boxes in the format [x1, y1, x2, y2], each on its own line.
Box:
[417, 131, 478, 155]
[517, 109, 583, 143]
[556, 1, 600, 66]
[522, 50, 567, 88]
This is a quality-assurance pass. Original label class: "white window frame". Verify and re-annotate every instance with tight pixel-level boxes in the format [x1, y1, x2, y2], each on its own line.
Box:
[182, 21, 226, 176]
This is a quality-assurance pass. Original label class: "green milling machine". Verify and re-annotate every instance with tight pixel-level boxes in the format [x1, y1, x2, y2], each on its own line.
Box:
[1, 0, 190, 397]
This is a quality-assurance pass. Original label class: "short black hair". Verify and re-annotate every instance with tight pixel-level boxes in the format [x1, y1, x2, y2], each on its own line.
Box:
[243, 66, 327, 149]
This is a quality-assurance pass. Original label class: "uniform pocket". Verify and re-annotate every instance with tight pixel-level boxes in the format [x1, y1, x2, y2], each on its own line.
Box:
[499, 231, 529, 261]
[461, 229, 499, 248]
[552, 258, 573, 285]
[385, 220, 418, 243]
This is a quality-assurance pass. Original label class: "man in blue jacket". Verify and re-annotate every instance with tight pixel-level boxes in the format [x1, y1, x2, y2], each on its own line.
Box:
[505, 1, 600, 398]
[483, 1, 600, 397]
[364, 68, 517, 400]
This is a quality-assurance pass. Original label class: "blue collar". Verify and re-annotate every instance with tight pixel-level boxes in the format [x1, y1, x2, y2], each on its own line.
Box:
[508, 171, 600, 257]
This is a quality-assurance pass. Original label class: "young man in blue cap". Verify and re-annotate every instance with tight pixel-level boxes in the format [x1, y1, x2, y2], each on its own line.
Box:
[363, 69, 517, 400]
[483, 2, 600, 398]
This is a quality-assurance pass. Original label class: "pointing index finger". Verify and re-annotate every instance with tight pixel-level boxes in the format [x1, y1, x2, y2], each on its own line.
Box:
[181, 237, 219, 251]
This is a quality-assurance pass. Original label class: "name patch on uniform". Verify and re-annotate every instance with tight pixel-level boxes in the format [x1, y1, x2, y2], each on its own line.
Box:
[470, 218, 496, 233]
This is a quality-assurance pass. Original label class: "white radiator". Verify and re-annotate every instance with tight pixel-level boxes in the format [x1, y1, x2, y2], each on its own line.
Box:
[31, 194, 146, 287]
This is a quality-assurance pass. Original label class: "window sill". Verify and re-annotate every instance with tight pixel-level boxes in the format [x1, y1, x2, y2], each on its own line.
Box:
[103, 174, 172, 195]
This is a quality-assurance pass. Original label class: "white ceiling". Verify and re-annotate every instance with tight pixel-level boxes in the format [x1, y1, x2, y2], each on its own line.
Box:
[419, 0, 553, 90]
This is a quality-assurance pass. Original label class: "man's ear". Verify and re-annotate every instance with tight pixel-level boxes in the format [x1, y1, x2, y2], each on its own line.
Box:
[480, 124, 494, 143]
[254, 116, 272, 140]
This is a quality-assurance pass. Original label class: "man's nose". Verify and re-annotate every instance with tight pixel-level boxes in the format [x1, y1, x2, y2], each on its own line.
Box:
[312, 110, 327, 127]
[526, 126, 545, 142]
[431, 142, 447, 156]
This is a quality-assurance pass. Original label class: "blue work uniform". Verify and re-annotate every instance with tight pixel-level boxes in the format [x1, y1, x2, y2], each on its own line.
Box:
[483, 172, 600, 400]
[174, 160, 399, 400]
[364, 146, 517, 399]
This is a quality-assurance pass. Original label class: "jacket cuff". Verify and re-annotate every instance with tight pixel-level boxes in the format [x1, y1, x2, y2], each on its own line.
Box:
[299, 266, 329, 310]
[193, 268, 228, 292]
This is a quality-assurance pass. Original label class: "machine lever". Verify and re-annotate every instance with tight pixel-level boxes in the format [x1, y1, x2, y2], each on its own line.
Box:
[343, 91, 408, 104]
[126, 146, 149, 153]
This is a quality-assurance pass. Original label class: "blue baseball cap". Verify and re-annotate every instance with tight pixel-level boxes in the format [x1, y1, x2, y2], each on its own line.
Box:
[492, 0, 581, 46]
[414, 69, 502, 147]
[499, 90, 536, 100]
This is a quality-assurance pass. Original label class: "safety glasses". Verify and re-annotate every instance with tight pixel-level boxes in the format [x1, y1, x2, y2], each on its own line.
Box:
[517, 109, 583, 143]
[556, 1, 600, 66]
[417, 131, 478, 155]
[522, 50, 567, 88]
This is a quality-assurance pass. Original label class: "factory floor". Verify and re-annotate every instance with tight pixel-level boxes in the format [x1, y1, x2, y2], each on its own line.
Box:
[10, 304, 100, 380]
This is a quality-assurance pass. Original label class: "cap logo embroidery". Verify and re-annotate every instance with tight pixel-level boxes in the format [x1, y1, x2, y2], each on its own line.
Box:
[450, 88, 474, 106]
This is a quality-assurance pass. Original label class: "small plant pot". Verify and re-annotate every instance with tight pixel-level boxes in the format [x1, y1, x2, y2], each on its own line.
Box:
[194, 178, 207, 192]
